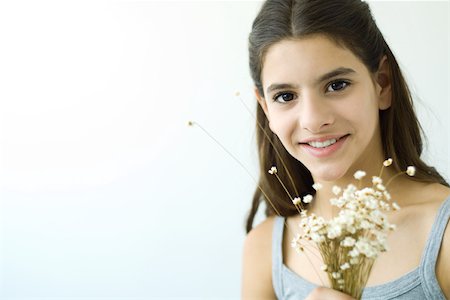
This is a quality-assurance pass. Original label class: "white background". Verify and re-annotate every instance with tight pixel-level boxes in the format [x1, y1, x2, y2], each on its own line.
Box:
[0, 1, 448, 299]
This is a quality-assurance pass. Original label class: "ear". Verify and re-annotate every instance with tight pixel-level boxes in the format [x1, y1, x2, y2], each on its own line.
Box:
[254, 87, 270, 120]
[375, 55, 392, 110]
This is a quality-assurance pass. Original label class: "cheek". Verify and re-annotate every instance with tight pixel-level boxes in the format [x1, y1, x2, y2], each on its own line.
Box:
[345, 92, 379, 123]
[268, 111, 295, 139]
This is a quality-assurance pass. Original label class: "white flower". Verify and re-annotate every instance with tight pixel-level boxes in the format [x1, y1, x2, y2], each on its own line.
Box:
[291, 234, 300, 247]
[330, 197, 345, 208]
[355, 238, 377, 258]
[379, 201, 390, 211]
[327, 222, 342, 239]
[292, 197, 301, 205]
[312, 183, 323, 191]
[350, 257, 359, 264]
[376, 184, 386, 191]
[365, 198, 379, 210]
[320, 264, 328, 271]
[332, 272, 341, 279]
[340, 262, 350, 270]
[360, 219, 374, 229]
[392, 202, 401, 211]
[303, 194, 313, 204]
[311, 232, 325, 243]
[345, 201, 357, 211]
[354, 170, 366, 180]
[332, 185, 342, 195]
[372, 176, 383, 185]
[343, 184, 357, 199]
[341, 236, 356, 247]
[383, 158, 393, 166]
[337, 279, 345, 284]
[347, 225, 356, 234]
[383, 191, 392, 201]
[291, 234, 304, 253]
[349, 248, 360, 257]
[370, 209, 385, 224]
[406, 166, 416, 176]
[268, 166, 277, 174]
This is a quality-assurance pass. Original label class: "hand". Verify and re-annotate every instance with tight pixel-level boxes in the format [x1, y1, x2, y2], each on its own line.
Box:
[304, 287, 356, 300]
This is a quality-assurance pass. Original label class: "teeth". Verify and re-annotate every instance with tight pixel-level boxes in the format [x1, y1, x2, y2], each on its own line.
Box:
[308, 138, 337, 148]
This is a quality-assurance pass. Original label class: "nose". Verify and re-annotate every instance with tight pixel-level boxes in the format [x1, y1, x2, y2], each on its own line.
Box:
[298, 92, 334, 133]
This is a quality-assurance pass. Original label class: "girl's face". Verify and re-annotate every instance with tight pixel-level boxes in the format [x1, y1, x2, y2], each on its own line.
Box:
[257, 35, 391, 183]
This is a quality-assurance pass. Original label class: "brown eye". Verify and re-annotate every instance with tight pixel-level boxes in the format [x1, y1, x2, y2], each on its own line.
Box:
[273, 92, 296, 103]
[327, 80, 350, 92]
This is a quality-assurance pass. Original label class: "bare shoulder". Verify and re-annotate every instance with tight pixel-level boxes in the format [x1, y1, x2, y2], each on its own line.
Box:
[241, 216, 277, 300]
[432, 184, 450, 299]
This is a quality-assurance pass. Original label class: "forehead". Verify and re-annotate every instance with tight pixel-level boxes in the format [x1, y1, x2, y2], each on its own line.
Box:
[261, 35, 368, 88]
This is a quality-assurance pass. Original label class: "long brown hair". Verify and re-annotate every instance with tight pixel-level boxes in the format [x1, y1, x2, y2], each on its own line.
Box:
[246, 0, 449, 233]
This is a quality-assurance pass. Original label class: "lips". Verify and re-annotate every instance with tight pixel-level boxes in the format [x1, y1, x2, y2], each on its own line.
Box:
[299, 134, 350, 144]
[300, 134, 350, 158]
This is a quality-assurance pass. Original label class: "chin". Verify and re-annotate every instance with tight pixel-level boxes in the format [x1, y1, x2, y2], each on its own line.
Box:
[312, 166, 348, 183]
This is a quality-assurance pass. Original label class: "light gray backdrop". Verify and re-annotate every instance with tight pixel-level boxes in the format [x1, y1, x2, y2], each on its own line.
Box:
[0, 1, 448, 299]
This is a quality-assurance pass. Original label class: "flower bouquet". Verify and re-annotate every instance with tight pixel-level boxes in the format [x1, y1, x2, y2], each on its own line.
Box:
[269, 159, 416, 299]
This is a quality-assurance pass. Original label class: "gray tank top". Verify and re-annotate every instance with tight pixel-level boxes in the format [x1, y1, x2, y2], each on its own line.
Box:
[272, 196, 450, 299]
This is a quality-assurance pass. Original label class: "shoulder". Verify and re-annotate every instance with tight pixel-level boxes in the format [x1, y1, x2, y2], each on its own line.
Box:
[241, 216, 278, 300]
[434, 186, 450, 299]
[388, 182, 450, 297]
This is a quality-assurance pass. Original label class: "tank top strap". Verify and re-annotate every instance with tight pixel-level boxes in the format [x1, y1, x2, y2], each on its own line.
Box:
[419, 196, 450, 299]
[272, 216, 286, 299]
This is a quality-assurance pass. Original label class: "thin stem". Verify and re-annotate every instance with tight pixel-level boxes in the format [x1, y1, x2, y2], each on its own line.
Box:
[190, 117, 326, 287]
[378, 165, 385, 179]
[274, 173, 294, 203]
[236, 94, 300, 197]
[189, 121, 282, 216]
[385, 171, 405, 188]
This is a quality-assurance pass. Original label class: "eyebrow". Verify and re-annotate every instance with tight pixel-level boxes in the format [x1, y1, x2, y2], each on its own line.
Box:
[265, 67, 356, 95]
[317, 67, 356, 84]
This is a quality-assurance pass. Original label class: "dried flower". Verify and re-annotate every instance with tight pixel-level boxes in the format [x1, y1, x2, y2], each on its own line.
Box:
[332, 272, 341, 279]
[350, 257, 359, 265]
[312, 183, 323, 191]
[268, 166, 277, 175]
[376, 184, 386, 191]
[392, 202, 401, 211]
[354, 170, 366, 180]
[341, 236, 356, 247]
[332, 185, 342, 195]
[302, 194, 313, 204]
[372, 176, 382, 185]
[383, 158, 393, 167]
[283, 161, 402, 299]
[292, 197, 301, 205]
[406, 166, 416, 176]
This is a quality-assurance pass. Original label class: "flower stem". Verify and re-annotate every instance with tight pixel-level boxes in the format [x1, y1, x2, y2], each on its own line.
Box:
[236, 94, 299, 197]
[189, 121, 283, 216]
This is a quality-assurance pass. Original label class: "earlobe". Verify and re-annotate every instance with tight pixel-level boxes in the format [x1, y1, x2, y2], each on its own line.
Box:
[254, 87, 270, 119]
[376, 55, 392, 110]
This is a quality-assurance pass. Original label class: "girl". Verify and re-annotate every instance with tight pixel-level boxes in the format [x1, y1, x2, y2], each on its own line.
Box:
[241, 0, 450, 299]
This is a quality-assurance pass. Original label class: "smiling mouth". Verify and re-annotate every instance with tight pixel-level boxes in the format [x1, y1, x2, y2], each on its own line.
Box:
[300, 134, 350, 148]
